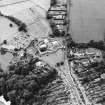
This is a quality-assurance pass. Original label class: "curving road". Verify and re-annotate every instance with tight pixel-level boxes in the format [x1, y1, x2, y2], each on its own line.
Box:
[70, 0, 105, 43]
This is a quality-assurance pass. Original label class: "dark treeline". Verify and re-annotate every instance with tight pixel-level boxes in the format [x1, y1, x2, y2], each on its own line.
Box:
[66, 34, 105, 51]
[0, 57, 58, 105]
[0, 12, 27, 32]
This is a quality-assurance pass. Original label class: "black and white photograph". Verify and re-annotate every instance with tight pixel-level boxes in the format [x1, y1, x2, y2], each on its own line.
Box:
[0, 0, 105, 105]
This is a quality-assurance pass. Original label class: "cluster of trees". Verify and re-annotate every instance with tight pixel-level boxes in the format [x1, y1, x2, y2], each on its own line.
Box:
[0, 57, 58, 105]
[0, 12, 27, 33]
[46, 13, 53, 20]
[50, 0, 57, 6]
[0, 48, 7, 55]
[78, 61, 105, 104]
[49, 21, 65, 37]
[73, 59, 105, 85]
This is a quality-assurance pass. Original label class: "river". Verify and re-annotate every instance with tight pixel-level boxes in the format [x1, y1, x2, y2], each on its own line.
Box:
[70, 0, 105, 43]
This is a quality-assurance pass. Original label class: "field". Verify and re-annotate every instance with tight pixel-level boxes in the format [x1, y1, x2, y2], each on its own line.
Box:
[70, 0, 105, 43]
[0, 0, 51, 71]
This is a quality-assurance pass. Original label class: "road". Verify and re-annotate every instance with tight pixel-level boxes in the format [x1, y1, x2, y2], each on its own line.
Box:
[57, 48, 86, 105]
[70, 0, 105, 43]
[59, 0, 91, 105]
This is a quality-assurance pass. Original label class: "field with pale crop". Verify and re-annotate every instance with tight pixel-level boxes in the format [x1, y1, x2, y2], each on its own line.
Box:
[70, 0, 105, 43]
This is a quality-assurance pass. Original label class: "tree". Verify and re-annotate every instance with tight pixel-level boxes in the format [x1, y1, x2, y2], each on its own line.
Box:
[0, 13, 27, 33]
[46, 13, 52, 19]
[18, 23, 27, 32]
[80, 78, 89, 85]
[51, 0, 57, 6]
[0, 48, 7, 55]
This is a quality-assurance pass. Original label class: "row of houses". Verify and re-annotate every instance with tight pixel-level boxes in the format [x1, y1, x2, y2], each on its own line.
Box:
[47, 0, 68, 37]
[70, 48, 105, 105]
[69, 48, 102, 66]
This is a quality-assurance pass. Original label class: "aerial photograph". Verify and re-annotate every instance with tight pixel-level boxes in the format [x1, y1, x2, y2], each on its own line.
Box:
[0, 0, 105, 105]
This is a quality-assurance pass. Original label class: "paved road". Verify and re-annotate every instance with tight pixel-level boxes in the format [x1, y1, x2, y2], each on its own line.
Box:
[70, 0, 105, 43]
[58, 57, 85, 105]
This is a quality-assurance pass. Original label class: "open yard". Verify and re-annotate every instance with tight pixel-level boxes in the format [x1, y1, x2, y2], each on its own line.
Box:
[41, 49, 64, 67]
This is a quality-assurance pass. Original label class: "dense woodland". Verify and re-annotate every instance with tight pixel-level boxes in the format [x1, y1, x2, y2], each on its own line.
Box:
[0, 57, 56, 105]
[0, 57, 70, 105]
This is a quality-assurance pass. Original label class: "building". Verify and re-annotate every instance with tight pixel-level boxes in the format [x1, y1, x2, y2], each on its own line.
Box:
[36, 37, 64, 56]
[47, 2, 67, 37]
[69, 48, 105, 105]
